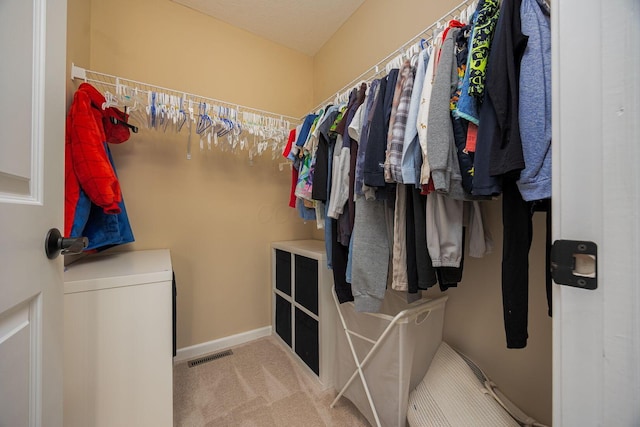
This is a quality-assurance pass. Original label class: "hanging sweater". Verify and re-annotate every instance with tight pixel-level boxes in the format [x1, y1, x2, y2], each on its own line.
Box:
[472, 0, 528, 196]
[415, 20, 464, 188]
[517, 0, 552, 201]
[486, 0, 528, 177]
[426, 27, 467, 200]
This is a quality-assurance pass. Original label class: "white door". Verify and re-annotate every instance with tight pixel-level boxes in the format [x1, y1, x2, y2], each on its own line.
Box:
[0, 0, 67, 426]
[553, 0, 640, 425]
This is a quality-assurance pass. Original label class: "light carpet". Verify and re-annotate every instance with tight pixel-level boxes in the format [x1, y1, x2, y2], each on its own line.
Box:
[173, 335, 370, 426]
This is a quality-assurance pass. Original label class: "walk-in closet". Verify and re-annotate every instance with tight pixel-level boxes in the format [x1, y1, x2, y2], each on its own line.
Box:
[1, 0, 638, 426]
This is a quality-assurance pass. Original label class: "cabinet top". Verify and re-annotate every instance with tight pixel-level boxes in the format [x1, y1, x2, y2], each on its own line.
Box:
[271, 240, 326, 260]
[63, 249, 172, 294]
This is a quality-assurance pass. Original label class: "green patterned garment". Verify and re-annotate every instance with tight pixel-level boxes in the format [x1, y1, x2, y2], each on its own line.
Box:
[468, 0, 501, 98]
[329, 105, 347, 134]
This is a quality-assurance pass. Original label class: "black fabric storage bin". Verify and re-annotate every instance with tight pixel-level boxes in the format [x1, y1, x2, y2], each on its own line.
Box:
[295, 255, 318, 315]
[275, 294, 292, 347]
[275, 249, 291, 295]
[295, 307, 319, 375]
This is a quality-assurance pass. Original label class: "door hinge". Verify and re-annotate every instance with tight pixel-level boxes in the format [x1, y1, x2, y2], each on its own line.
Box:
[550, 240, 597, 290]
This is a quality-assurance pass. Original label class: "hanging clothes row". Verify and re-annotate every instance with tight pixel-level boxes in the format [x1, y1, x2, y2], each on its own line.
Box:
[286, 0, 552, 349]
[71, 65, 301, 162]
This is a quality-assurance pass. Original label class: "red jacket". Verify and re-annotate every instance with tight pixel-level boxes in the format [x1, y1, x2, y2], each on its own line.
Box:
[64, 83, 131, 238]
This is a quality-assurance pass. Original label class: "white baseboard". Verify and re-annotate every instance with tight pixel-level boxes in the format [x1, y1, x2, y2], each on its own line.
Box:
[173, 326, 272, 364]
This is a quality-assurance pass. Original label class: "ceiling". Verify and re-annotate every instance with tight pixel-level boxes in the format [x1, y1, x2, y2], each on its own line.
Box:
[171, 0, 366, 56]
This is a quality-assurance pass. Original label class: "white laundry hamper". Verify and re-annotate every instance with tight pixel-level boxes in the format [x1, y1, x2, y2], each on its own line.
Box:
[407, 341, 549, 427]
[331, 288, 448, 427]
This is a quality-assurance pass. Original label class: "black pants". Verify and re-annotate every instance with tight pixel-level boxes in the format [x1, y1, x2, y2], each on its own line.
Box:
[502, 175, 551, 348]
[405, 186, 436, 293]
[407, 187, 463, 292]
[332, 218, 353, 303]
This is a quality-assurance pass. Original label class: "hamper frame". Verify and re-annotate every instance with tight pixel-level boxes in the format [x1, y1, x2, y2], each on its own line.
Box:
[330, 288, 448, 427]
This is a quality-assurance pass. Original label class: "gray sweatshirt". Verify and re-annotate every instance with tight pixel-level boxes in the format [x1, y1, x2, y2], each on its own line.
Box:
[517, 0, 552, 201]
[426, 28, 467, 201]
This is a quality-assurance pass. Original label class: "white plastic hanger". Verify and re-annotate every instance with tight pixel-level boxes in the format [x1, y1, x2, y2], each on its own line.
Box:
[102, 91, 119, 110]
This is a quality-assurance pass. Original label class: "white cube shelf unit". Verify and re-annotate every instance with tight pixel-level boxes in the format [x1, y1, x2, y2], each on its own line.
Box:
[271, 240, 337, 390]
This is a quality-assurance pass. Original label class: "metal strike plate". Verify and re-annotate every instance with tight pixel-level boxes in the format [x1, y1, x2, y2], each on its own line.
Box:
[550, 240, 597, 290]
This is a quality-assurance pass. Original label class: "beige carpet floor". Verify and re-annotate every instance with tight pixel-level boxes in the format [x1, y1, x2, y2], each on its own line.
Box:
[173, 336, 371, 426]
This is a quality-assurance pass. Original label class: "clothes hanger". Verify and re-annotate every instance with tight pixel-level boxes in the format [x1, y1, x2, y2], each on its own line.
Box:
[407, 40, 425, 67]
[460, 7, 468, 24]
[176, 97, 188, 133]
[159, 93, 170, 133]
[186, 111, 193, 160]
[123, 87, 147, 129]
[102, 91, 119, 110]
[196, 102, 214, 151]
[147, 91, 158, 130]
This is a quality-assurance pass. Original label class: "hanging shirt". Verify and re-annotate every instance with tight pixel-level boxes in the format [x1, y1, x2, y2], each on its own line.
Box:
[327, 91, 359, 219]
[364, 69, 399, 190]
[327, 85, 366, 219]
[354, 79, 381, 198]
[294, 152, 314, 201]
[451, 25, 476, 195]
[385, 61, 416, 184]
[304, 109, 326, 154]
[311, 107, 339, 202]
[401, 49, 430, 185]
[468, 0, 501, 98]
[282, 127, 297, 158]
[472, 0, 528, 196]
[284, 128, 299, 208]
[416, 46, 437, 186]
[455, 9, 481, 125]
[288, 113, 317, 161]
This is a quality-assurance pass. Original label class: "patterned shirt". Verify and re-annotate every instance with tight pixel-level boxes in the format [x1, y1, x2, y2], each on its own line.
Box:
[468, 0, 501, 97]
[384, 61, 415, 183]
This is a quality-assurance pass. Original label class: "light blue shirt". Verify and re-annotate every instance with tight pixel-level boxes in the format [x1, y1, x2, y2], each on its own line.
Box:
[401, 49, 430, 184]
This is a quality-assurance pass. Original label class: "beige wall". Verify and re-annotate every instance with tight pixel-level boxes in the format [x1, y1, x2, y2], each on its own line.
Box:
[88, 1, 312, 118]
[313, 0, 462, 106]
[67, 0, 316, 349]
[66, 0, 91, 107]
[313, 0, 552, 425]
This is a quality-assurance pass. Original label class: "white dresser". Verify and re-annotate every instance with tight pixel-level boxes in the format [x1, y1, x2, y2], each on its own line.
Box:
[63, 249, 174, 427]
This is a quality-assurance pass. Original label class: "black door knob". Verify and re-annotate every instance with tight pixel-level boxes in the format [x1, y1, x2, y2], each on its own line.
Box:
[45, 228, 88, 259]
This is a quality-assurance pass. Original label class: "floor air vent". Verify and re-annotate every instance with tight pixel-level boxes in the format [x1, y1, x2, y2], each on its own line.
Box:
[188, 349, 233, 367]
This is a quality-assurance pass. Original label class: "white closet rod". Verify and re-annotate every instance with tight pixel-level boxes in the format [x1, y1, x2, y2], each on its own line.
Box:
[303, 0, 475, 119]
[71, 64, 305, 162]
[71, 64, 301, 125]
